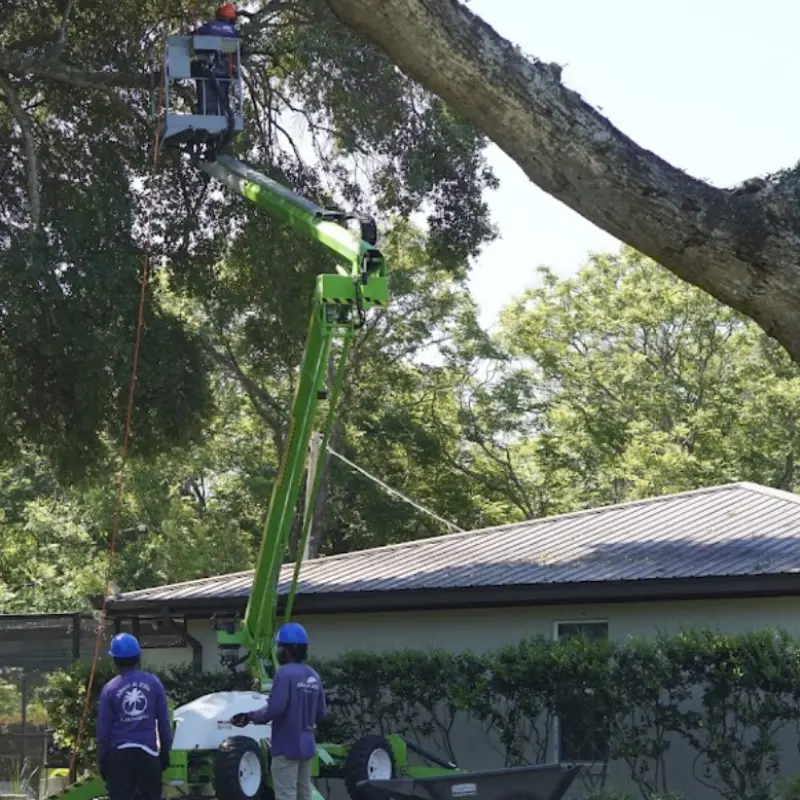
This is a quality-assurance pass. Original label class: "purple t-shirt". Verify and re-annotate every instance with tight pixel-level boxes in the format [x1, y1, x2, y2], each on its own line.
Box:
[192, 20, 239, 38]
[249, 663, 327, 759]
[96, 670, 171, 763]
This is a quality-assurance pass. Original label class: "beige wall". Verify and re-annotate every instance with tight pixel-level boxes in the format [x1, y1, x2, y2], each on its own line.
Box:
[143, 594, 800, 669]
[140, 595, 800, 800]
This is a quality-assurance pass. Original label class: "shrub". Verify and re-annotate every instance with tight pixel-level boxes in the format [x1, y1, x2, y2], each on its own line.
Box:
[42, 628, 800, 798]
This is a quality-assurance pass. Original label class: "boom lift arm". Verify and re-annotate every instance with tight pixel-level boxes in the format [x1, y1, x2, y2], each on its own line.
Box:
[197, 155, 388, 684]
[157, 24, 389, 687]
[47, 33, 581, 800]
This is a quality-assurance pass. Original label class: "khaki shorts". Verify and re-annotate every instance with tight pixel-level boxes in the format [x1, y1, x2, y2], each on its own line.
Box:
[271, 755, 312, 800]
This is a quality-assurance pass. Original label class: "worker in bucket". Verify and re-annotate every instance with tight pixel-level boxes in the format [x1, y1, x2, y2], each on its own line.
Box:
[191, 3, 240, 117]
[193, 1, 239, 36]
[230, 622, 327, 800]
[96, 633, 172, 800]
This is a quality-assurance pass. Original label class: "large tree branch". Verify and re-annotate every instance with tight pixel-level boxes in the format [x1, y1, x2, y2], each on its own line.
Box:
[0, 52, 153, 90]
[51, 0, 76, 59]
[200, 332, 288, 451]
[0, 72, 41, 230]
[325, 0, 800, 362]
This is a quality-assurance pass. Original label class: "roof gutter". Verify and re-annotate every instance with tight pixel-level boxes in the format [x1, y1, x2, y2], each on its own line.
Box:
[102, 572, 800, 619]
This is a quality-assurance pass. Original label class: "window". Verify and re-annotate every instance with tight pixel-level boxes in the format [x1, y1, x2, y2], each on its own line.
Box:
[554, 620, 609, 764]
[555, 620, 608, 643]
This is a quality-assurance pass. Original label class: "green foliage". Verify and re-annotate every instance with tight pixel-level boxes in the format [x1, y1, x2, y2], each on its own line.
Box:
[0, 675, 22, 723]
[612, 637, 691, 797]
[772, 772, 800, 800]
[157, 664, 254, 708]
[0, 218, 508, 613]
[0, 0, 496, 479]
[43, 659, 117, 764]
[447, 246, 800, 518]
[44, 629, 800, 799]
[43, 660, 253, 767]
[315, 630, 800, 800]
[668, 629, 800, 800]
[8, 245, 800, 616]
[0, 394, 263, 611]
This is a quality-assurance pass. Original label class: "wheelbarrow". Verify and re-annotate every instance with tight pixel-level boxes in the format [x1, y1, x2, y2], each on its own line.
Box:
[359, 762, 582, 800]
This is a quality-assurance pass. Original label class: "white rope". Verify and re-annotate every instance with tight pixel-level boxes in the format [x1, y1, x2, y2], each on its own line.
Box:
[325, 445, 465, 533]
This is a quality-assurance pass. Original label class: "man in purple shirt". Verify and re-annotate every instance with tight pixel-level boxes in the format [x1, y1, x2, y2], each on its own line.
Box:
[191, 3, 240, 117]
[96, 633, 172, 800]
[231, 622, 326, 800]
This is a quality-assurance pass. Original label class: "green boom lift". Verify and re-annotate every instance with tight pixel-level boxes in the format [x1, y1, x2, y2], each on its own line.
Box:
[48, 32, 580, 800]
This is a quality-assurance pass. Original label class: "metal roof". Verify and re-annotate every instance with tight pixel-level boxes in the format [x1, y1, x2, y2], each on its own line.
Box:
[109, 482, 800, 607]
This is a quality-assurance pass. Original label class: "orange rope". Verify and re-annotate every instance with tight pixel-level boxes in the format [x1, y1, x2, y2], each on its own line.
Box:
[67, 45, 167, 782]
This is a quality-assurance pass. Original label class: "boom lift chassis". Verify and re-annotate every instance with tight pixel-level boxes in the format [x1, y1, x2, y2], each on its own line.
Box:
[49, 33, 580, 800]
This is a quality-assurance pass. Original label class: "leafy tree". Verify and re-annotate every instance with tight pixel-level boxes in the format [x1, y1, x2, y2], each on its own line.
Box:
[0, 219, 501, 606]
[10, 243, 800, 612]
[492, 248, 800, 509]
[185, 219, 500, 556]
[0, 371, 266, 611]
[0, 0, 496, 479]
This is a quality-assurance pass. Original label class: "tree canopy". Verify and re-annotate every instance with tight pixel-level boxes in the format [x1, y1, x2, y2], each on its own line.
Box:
[4, 245, 800, 613]
[3, 0, 800, 614]
[0, 0, 496, 477]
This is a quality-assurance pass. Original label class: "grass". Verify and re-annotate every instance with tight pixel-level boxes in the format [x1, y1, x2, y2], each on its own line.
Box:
[1, 757, 38, 798]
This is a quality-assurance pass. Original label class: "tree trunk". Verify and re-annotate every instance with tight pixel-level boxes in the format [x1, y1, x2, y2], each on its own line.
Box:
[326, 0, 800, 362]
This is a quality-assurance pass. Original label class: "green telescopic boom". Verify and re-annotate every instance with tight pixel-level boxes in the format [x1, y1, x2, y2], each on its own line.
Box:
[200, 155, 389, 684]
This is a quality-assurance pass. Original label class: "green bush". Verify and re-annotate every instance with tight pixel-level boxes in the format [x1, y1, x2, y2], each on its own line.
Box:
[157, 663, 254, 708]
[42, 628, 800, 800]
[44, 658, 117, 765]
[43, 660, 255, 767]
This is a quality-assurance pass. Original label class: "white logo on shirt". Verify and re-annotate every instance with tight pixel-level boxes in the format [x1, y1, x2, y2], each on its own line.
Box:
[122, 687, 148, 717]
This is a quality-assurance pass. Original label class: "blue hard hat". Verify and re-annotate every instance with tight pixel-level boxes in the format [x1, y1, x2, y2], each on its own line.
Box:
[109, 632, 141, 659]
[276, 622, 308, 646]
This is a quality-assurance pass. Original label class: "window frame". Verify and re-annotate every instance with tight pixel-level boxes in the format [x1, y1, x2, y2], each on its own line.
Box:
[552, 618, 610, 765]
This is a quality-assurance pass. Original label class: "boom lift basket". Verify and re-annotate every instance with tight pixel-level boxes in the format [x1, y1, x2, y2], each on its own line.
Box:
[158, 35, 245, 154]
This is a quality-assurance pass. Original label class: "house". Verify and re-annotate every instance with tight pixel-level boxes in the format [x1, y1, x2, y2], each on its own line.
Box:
[105, 481, 800, 798]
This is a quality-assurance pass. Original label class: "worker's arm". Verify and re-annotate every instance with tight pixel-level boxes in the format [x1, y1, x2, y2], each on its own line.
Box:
[249, 670, 290, 724]
[96, 686, 112, 775]
[154, 678, 172, 769]
[316, 684, 327, 720]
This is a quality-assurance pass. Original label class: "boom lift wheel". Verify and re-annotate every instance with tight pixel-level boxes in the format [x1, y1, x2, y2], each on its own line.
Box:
[214, 736, 268, 800]
[343, 735, 395, 800]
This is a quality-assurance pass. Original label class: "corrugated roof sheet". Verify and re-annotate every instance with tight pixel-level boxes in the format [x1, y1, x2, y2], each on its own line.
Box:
[113, 482, 800, 604]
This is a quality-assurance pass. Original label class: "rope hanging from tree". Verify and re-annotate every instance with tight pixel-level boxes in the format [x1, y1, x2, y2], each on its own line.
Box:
[67, 41, 167, 780]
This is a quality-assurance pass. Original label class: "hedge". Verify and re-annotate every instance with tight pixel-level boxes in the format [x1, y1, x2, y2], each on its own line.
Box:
[43, 628, 800, 800]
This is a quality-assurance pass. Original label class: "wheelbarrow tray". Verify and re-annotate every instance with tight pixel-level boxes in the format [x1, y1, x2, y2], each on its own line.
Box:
[360, 763, 581, 800]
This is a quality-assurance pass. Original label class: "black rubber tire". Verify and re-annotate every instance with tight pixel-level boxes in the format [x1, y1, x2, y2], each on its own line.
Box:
[214, 736, 267, 800]
[343, 735, 396, 800]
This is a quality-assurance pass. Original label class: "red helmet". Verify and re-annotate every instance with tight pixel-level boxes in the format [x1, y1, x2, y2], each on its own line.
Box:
[217, 3, 237, 20]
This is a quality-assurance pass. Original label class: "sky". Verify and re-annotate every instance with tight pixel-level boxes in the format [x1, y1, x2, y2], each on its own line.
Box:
[466, 0, 800, 329]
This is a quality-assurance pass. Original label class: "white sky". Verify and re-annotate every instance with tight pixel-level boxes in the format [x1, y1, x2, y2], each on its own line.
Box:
[467, 0, 800, 329]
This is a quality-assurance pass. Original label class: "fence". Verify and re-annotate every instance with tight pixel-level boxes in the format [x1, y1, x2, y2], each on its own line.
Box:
[0, 613, 110, 790]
